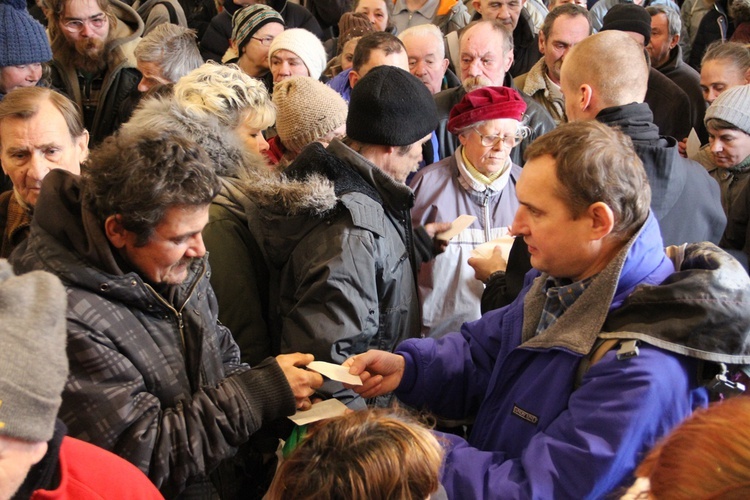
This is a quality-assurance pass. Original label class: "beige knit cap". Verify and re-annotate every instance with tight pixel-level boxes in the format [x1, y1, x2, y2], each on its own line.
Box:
[273, 76, 348, 153]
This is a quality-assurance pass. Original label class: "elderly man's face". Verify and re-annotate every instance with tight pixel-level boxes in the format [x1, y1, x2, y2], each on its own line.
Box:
[473, 0, 526, 29]
[0, 64, 43, 94]
[0, 436, 48, 500]
[0, 99, 88, 207]
[459, 23, 513, 90]
[512, 153, 601, 281]
[403, 35, 449, 95]
[381, 134, 431, 183]
[540, 14, 590, 85]
[59, 0, 110, 59]
[647, 13, 677, 68]
[108, 204, 210, 285]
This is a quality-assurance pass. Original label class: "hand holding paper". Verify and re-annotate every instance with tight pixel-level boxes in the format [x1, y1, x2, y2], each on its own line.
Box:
[307, 361, 363, 386]
[437, 215, 476, 241]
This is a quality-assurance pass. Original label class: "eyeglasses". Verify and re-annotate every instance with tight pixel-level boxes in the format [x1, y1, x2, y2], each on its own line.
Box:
[472, 128, 522, 148]
[251, 35, 275, 47]
[62, 14, 107, 33]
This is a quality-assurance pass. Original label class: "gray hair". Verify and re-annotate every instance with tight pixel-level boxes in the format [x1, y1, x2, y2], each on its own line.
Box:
[646, 5, 681, 39]
[399, 24, 445, 60]
[134, 24, 203, 83]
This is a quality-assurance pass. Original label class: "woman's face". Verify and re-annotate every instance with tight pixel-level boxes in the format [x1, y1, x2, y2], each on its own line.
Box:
[341, 38, 359, 72]
[708, 125, 750, 169]
[700, 58, 750, 104]
[458, 118, 520, 177]
[234, 118, 270, 154]
[355, 0, 388, 31]
[239, 22, 284, 75]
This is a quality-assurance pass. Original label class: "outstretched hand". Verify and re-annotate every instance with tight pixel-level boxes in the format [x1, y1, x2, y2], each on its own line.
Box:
[342, 350, 405, 399]
[276, 353, 324, 409]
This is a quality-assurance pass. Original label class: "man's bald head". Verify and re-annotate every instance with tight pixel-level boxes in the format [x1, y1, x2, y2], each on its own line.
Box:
[560, 31, 648, 120]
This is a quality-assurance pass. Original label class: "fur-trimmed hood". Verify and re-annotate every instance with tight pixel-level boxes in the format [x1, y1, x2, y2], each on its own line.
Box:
[122, 96, 336, 220]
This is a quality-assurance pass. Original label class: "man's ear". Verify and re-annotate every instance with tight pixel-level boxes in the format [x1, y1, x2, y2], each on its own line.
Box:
[441, 57, 450, 74]
[104, 215, 131, 249]
[580, 83, 594, 113]
[348, 69, 361, 88]
[587, 201, 615, 240]
[76, 130, 90, 164]
[669, 34, 680, 50]
[503, 50, 514, 73]
[472, 0, 482, 15]
[538, 31, 546, 55]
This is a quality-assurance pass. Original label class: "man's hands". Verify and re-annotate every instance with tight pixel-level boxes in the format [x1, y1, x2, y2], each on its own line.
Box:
[276, 353, 324, 410]
[343, 350, 405, 399]
[468, 245, 507, 283]
[424, 221, 452, 255]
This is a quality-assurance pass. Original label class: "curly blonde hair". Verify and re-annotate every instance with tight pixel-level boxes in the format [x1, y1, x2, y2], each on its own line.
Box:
[172, 62, 276, 130]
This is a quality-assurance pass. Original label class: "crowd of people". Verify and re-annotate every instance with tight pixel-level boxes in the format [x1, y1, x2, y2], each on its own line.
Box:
[1, 0, 750, 498]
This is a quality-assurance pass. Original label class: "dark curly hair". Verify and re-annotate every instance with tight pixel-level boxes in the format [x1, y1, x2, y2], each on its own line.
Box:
[83, 131, 221, 246]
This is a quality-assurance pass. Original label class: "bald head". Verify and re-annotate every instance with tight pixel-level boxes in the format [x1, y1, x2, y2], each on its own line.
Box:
[560, 31, 648, 120]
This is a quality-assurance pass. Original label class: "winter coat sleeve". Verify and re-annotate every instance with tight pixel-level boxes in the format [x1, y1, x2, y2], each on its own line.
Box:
[720, 182, 750, 264]
[61, 318, 295, 497]
[204, 210, 273, 366]
[395, 305, 517, 419]
[418, 346, 704, 499]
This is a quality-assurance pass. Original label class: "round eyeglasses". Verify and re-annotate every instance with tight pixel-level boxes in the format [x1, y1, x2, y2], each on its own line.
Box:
[62, 14, 107, 33]
[472, 128, 522, 148]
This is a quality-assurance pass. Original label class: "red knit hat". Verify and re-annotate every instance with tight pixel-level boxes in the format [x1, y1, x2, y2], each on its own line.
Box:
[447, 86, 527, 134]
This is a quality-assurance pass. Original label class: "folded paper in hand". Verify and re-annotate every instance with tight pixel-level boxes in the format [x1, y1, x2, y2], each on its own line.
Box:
[437, 215, 477, 241]
[307, 361, 363, 386]
[289, 398, 348, 426]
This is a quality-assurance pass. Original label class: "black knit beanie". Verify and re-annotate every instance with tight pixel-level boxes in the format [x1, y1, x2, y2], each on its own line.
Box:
[347, 66, 438, 147]
[601, 3, 652, 46]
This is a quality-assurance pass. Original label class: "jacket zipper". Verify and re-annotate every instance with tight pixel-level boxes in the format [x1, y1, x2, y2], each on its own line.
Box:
[483, 191, 491, 242]
[144, 262, 207, 352]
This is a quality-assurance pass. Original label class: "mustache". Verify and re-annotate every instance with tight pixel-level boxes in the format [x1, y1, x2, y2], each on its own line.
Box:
[462, 75, 493, 92]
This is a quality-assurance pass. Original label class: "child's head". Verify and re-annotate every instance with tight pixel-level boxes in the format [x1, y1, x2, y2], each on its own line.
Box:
[267, 409, 444, 500]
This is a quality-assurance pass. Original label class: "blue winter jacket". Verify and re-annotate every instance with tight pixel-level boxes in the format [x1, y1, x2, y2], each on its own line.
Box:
[394, 214, 748, 499]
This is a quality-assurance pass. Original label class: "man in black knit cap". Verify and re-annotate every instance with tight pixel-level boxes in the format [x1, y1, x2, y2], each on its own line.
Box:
[261, 65, 450, 409]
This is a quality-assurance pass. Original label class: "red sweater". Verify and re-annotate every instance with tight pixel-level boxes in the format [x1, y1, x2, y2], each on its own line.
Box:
[31, 437, 163, 499]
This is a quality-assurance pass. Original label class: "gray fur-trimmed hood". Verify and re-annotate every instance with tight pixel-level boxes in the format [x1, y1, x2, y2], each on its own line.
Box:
[121, 96, 336, 217]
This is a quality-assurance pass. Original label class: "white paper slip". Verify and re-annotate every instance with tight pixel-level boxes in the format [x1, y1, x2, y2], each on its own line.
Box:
[686, 128, 701, 159]
[289, 398, 348, 426]
[470, 236, 515, 271]
[307, 361, 363, 386]
[437, 215, 477, 241]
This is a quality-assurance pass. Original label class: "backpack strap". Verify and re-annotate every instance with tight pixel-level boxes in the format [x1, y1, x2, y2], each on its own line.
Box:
[574, 338, 621, 390]
[156, 1, 179, 25]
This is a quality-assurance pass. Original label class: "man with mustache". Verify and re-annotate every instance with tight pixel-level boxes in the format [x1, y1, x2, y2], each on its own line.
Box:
[433, 19, 555, 166]
[513, 3, 590, 126]
[10, 131, 324, 497]
[46, 0, 143, 145]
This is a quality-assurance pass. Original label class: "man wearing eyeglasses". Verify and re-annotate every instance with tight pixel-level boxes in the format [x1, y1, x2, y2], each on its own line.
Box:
[411, 86, 525, 338]
[47, 0, 143, 145]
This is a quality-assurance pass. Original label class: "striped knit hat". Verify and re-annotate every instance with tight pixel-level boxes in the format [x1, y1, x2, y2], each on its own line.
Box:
[232, 4, 285, 54]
